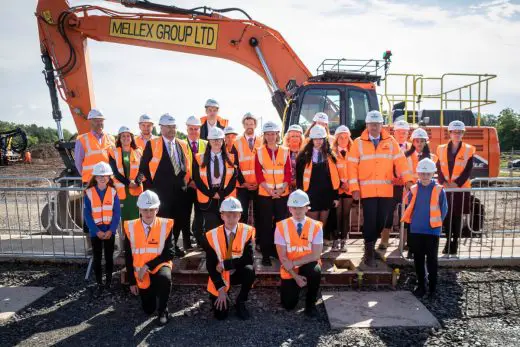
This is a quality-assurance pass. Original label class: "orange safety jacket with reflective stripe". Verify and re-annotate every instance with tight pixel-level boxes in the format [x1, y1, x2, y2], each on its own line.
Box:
[276, 217, 322, 280]
[234, 135, 263, 185]
[135, 135, 157, 151]
[123, 217, 174, 289]
[195, 153, 237, 203]
[256, 145, 290, 197]
[393, 142, 412, 186]
[85, 186, 117, 225]
[347, 129, 414, 198]
[302, 157, 341, 192]
[334, 149, 350, 195]
[401, 183, 444, 228]
[201, 116, 229, 128]
[109, 147, 143, 200]
[148, 137, 191, 182]
[436, 142, 475, 188]
[407, 152, 438, 181]
[205, 223, 255, 296]
[78, 132, 115, 183]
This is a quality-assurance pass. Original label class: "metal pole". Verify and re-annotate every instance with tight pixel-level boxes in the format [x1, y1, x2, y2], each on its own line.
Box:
[249, 38, 279, 93]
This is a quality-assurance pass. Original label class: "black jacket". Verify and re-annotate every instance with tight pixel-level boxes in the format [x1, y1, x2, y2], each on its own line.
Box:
[191, 154, 237, 206]
[200, 120, 226, 140]
[436, 141, 473, 187]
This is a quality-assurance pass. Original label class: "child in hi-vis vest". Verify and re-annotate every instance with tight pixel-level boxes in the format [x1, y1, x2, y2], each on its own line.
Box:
[401, 158, 447, 298]
[84, 162, 121, 297]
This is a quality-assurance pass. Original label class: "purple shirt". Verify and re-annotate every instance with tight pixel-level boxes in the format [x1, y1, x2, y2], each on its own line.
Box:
[74, 131, 106, 174]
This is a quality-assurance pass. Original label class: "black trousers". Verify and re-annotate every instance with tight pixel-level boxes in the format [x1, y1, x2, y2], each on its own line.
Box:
[237, 188, 257, 225]
[255, 195, 289, 258]
[209, 264, 256, 320]
[281, 261, 321, 310]
[443, 214, 462, 241]
[91, 236, 115, 285]
[180, 187, 198, 248]
[361, 197, 395, 242]
[201, 199, 222, 234]
[157, 190, 188, 249]
[410, 233, 439, 291]
[139, 266, 172, 315]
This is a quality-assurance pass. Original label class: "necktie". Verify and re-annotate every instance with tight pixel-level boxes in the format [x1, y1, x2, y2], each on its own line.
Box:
[145, 226, 151, 238]
[297, 223, 303, 236]
[317, 151, 323, 163]
[191, 141, 198, 153]
[226, 232, 235, 259]
[213, 154, 220, 179]
[372, 138, 380, 148]
[340, 150, 347, 158]
[248, 137, 254, 151]
[170, 141, 181, 175]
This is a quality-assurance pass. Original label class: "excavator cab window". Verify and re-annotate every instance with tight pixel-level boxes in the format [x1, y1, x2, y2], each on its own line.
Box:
[298, 88, 341, 133]
[348, 89, 370, 129]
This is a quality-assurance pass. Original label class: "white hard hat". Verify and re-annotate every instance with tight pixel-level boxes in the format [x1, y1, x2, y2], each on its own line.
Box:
[87, 109, 104, 120]
[313, 112, 329, 124]
[207, 127, 225, 140]
[92, 162, 113, 176]
[411, 128, 429, 140]
[118, 126, 132, 135]
[224, 126, 238, 135]
[205, 99, 220, 108]
[448, 120, 465, 132]
[287, 124, 303, 133]
[287, 189, 310, 208]
[416, 158, 437, 173]
[139, 114, 153, 124]
[242, 112, 257, 123]
[335, 125, 351, 136]
[136, 190, 160, 209]
[219, 197, 243, 212]
[159, 113, 176, 126]
[365, 110, 384, 124]
[393, 120, 410, 131]
[309, 125, 327, 139]
[186, 116, 202, 127]
[262, 121, 280, 133]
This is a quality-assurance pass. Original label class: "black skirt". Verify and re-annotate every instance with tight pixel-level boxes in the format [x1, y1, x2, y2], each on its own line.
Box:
[308, 161, 336, 211]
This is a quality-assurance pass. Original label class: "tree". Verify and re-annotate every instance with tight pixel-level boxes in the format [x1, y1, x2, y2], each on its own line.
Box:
[496, 108, 520, 151]
[480, 113, 498, 127]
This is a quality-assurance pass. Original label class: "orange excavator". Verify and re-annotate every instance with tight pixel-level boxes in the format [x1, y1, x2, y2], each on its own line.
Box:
[36, 0, 500, 178]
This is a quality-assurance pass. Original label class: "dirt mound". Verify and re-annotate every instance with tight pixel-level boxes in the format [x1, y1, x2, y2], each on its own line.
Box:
[30, 143, 60, 159]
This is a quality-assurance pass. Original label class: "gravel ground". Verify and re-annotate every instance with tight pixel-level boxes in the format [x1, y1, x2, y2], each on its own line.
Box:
[1, 263, 520, 346]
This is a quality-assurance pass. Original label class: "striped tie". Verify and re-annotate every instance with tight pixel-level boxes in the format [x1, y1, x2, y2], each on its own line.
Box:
[170, 141, 181, 176]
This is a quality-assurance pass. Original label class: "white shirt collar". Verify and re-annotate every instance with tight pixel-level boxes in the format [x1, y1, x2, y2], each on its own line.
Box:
[292, 217, 306, 226]
[224, 224, 238, 236]
[162, 136, 175, 145]
[368, 134, 381, 141]
[245, 134, 255, 141]
[211, 151, 222, 159]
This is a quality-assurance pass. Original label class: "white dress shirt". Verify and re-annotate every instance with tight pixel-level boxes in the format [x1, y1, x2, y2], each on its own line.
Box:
[163, 136, 180, 163]
[210, 151, 224, 185]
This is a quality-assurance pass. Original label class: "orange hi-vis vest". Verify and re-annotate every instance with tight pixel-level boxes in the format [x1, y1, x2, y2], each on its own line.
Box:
[85, 186, 117, 225]
[407, 152, 438, 181]
[124, 217, 174, 289]
[195, 152, 237, 203]
[335, 149, 350, 195]
[276, 217, 322, 280]
[201, 116, 229, 128]
[401, 183, 444, 228]
[235, 135, 262, 185]
[437, 142, 475, 188]
[205, 223, 255, 296]
[393, 142, 412, 186]
[347, 129, 414, 198]
[135, 135, 157, 151]
[148, 137, 191, 182]
[78, 132, 115, 183]
[302, 157, 340, 192]
[256, 145, 290, 197]
[109, 147, 143, 200]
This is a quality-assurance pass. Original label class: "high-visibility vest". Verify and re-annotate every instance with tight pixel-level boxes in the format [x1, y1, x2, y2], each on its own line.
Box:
[275, 217, 322, 280]
[235, 136, 263, 185]
[302, 157, 340, 192]
[195, 153, 236, 203]
[78, 132, 115, 183]
[437, 142, 475, 188]
[135, 135, 157, 151]
[123, 217, 174, 289]
[85, 186, 117, 225]
[201, 116, 229, 128]
[407, 152, 438, 181]
[401, 183, 444, 228]
[256, 146, 290, 197]
[347, 129, 413, 198]
[393, 142, 412, 186]
[335, 149, 350, 195]
[205, 223, 254, 296]
[186, 138, 207, 173]
[148, 137, 191, 182]
[109, 147, 143, 200]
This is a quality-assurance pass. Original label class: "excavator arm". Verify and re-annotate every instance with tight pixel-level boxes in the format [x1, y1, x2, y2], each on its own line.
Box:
[36, 0, 312, 134]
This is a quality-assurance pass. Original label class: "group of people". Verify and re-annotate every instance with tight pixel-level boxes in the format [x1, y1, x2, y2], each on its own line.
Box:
[76, 98, 475, 324]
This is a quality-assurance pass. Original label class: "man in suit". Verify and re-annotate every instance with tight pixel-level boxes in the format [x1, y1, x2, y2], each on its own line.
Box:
[139, 113, 191, 257]
[200, 99, 229, 140]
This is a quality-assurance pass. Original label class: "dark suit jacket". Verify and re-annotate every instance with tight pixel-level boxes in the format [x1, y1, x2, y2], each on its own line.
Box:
[200, 120, 226, 140]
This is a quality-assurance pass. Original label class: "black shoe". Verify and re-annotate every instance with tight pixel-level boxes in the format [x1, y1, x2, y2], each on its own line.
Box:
[93, 284, 104, 298]
[304, 305, 319, 318]
[449, 241, 458, 255]
[158, 311, 170, 326]
[235, 301, 250, 320]
[442, 242, 449, 254]
[407, 251, 414, 259]
[413, 286, 426, 298]
[261, 256, 272, 266]
[174, 246, 185, 257]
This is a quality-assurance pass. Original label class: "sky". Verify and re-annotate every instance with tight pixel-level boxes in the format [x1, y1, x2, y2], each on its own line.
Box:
[1, 0, 520, 136]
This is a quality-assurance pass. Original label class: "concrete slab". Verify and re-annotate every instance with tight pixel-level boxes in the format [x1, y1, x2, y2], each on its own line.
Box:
[0, 286, 53, 321]
[322, 291, 439, 329]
